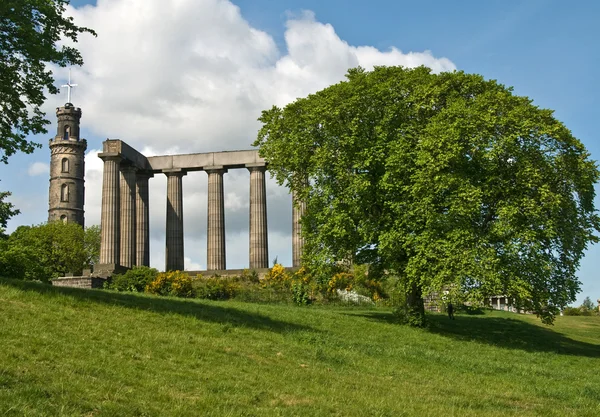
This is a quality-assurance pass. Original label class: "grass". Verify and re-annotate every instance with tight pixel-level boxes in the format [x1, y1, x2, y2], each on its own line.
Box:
[1, 278, 599, 416]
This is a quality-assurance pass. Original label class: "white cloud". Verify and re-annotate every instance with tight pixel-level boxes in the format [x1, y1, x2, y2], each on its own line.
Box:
[59, 0, 455, 270]
[28, 162, 49, 176]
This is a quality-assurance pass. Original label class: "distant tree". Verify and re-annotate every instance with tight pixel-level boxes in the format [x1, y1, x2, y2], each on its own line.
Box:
[255, 66, 600, 325]
[0, 0, 95, 162]
[84, 224, 101, 268]
[0, 222, 88, 281]
[0, 189, 19, 236]
[581, 297, 595, 312]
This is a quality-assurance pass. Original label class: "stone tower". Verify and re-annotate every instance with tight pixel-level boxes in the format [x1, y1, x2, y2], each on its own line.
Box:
[48, 103, 87, 226]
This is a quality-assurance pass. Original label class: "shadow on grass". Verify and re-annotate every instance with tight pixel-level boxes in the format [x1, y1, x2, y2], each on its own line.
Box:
[349, 310, 600, 358]
[1, 279, 314, 334]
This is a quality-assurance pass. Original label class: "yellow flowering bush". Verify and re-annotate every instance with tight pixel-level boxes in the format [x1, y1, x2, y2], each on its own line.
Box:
[293, 266, 312, 284]
[145, 270, 193, 297]
[262, 263, 291, 287]
[327, 272, 354, 295]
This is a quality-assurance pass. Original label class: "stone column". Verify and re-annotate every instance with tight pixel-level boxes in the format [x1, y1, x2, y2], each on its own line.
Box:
[120, 165, 137, 268]
[292, 191, 306, 267]
[136, 172, 152, 266]
[165, 170, 186, 271]
[98, 154, 122, 267]
[248, 164, 268, 269]
[207, 168, 227, 270]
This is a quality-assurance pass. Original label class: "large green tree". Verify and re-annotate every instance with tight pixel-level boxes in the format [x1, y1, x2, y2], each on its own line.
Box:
[0, 0, 95, 163]
[255, 66, 600, 325]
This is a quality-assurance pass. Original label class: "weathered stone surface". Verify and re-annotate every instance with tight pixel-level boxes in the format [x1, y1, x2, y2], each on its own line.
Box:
[52, 276, 106, 289]
[136, 173, 152, 266]
[99, 154, 122, 265]
[248, 165, 268, 268]
[120, 165, 137, 268]
[165, 170, 186, 271]
[48, 104, 87, 226]
[207, 168, 226, 270]
[148, 150, 264, 172]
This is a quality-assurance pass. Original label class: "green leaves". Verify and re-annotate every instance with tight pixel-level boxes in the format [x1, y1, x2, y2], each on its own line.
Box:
[0, 0, 96, 163]
[0, 221, 99, 281]
[256, 66, 600, 324]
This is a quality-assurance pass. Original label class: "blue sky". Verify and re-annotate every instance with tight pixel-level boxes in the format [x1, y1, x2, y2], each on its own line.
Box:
[1, 0, 598, 305]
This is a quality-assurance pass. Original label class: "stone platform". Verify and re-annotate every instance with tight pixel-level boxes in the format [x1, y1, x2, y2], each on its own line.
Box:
[51, 276, 107, 289]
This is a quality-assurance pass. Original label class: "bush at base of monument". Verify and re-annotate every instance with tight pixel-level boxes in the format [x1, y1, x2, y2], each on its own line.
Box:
[146, 270, 193, 298]
[106, 266, 158, 292]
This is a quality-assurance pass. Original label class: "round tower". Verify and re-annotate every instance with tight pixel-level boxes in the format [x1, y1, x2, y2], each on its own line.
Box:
[48, 103, 87, 226]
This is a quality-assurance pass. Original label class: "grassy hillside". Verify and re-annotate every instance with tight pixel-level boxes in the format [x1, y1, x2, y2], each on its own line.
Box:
[1, 279, 599, 416]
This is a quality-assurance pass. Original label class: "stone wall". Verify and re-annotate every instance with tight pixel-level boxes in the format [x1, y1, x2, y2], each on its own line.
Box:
[52, 276, 106, 289]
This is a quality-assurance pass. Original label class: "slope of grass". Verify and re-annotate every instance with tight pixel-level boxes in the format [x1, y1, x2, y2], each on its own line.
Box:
[1, 278, 599, 416]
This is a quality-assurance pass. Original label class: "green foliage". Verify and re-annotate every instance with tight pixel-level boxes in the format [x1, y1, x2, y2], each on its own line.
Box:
[563, 297, 598, 316]
[0, 188, 19, 236]
[582, 296, 596, 312]
[193, 275, 238, 300]
[255, 66, 600, 325]
[0, 221, 88, 281]
[291, 281, 311, 305]
[563, 307, 585, 316]
[0, 0, 96, 163]
[107, 266, 158, 292]
[146, 270, 193, 298]
[83, 225, 101, 268]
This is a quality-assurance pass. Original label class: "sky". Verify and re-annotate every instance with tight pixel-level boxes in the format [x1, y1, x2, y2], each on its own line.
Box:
[1, 0, 598, 305]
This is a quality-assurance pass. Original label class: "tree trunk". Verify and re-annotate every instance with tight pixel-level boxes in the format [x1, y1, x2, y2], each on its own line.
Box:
[405, 282, 426, 327]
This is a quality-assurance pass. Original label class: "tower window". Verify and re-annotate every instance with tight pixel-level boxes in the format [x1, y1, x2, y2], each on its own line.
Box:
[60, 215, 67, 224]
[61, 158, 69, 173]
[64, 125, 70, 140]
[61, 184, 69, 202]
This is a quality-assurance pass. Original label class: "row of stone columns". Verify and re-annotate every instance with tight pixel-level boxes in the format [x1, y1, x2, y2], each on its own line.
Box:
[98, 155, 279, 272]
[99, 154, 153, 270]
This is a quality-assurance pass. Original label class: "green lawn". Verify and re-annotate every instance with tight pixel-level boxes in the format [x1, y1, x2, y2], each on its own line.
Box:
[1, 279, 599, 416]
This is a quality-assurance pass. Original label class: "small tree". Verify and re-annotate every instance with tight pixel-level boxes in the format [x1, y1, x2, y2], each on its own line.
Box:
[581, 297, 595, 312]
[0, 189, 19, 237]
[84, 225, 101, 269]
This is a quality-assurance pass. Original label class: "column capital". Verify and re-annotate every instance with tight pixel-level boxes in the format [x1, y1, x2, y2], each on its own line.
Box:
[205, 166, 227, 175]
[163, 168, 187, 177]
[98, 152, 123, 162]
[246, 163, 267, 172]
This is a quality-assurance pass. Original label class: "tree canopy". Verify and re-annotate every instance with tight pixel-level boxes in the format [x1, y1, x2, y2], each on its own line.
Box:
[254, 66, 600, 324]
[0, 0, 95, 163]
[0, 222, 101, 282]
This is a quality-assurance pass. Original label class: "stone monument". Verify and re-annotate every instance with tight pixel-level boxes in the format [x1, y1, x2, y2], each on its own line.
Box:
[48, 102, 87, 226]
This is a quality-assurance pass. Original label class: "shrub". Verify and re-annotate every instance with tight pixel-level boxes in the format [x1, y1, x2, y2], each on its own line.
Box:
[108, 266, 158, 292]
[563, 306, 593, 316]
[263, 263, 291, 287]
[146, 270, 193, 297]
[327, 272, 354, 295]
[240, 269, 260, 283]
[194, 276, 238, 300]
[393, 302, 426, 327]
[291, 281, 311, 306]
